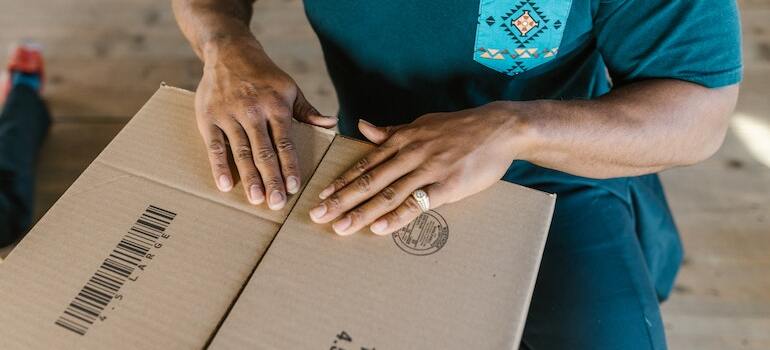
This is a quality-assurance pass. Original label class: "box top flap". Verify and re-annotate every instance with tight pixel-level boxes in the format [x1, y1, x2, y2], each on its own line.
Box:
[210, 136, 555, 349]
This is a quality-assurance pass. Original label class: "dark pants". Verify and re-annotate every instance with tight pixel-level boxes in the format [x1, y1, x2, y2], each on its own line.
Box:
[0, 85, 50, 247]
[517, 175, 682, 350]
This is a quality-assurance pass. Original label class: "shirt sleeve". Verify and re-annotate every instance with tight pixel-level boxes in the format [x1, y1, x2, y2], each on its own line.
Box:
[593, 0, 743, 88]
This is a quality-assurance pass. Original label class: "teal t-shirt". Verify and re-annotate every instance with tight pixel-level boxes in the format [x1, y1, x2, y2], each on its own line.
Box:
[299, 0, 742, 308]
[305, 0, 742, 188]
[303, 0, 742, 190]
[303, 1, 739, 193]
[303, 0, 741, 131]
[302, 1, 741, 298]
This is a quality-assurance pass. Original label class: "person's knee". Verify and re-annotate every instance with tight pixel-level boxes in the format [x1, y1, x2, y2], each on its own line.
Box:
[522, 186, 668, 350]
[522, 310, 666, 350]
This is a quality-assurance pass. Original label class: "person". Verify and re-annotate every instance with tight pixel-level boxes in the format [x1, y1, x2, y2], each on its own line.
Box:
[0, 43, 50, 248]
[171, 1, 741, 348]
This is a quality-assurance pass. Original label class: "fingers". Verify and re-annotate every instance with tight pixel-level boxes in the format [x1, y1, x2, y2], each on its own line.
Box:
[244, 120, 287, 210]
[199, 124, 233, 192]
[318, 140, 400, 200]
[268, 117, 302, 195]
[358, 119, 401, 145]
[326, 172, 430, 236]
[220, 121, 265, 205]
[293, 89, 337, 128]
[309, 152, 423, 228]
[369, 182, 448, 236]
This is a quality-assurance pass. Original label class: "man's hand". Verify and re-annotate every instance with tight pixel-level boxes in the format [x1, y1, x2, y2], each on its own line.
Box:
[195, 40, 337, 210]
[172, 0, 337, 210]
[308, 102, 528, 235]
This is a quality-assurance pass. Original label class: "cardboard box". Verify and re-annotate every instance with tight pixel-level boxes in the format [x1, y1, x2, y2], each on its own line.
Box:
[0, 85, 555, 349]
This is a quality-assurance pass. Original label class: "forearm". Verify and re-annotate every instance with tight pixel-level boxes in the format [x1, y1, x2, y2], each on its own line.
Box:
[510, 79, 739, 179]
[171, 0, 263, 62]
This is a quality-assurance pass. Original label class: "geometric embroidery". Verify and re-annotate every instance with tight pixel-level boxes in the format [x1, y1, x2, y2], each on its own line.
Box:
[477, 47, 559, 60]
[473, 0, 572, 76]
[479, 48, 508, 60]
[511, 11, 539, 36]
[501, 1, 550, 49]
[543, 47, 558, 57]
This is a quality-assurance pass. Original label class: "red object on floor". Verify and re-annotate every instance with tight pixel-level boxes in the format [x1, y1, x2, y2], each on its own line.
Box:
[2, 44, 45, 102]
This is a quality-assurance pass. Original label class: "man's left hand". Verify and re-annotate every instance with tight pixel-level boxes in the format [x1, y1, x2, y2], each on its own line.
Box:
[308, 101, 530, 236]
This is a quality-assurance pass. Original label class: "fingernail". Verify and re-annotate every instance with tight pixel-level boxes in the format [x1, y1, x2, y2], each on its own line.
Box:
[358, 119, 375, 127]
[268, 190, 285, 210]
[249, 185, 264, 205]
[319, 186, 334, 199]
[286, 176, 300, 194]
[309, 203, 327, 221]
[370, 219, 388, 234]
[332, 216, 352, 235]
[218, 175, 232, 192]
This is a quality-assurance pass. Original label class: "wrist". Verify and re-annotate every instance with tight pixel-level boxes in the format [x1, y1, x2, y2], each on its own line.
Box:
[201, 32, 267, 67]
[487, 100, 544, 161]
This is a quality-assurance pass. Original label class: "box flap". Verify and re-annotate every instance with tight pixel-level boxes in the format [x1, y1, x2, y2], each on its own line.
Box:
[210, 136, 556, 349]
[95, 86, 335, 224]
[0, 86, 334, 348]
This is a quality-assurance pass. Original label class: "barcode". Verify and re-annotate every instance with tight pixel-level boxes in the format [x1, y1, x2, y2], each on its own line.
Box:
[54, 205, 176, 336]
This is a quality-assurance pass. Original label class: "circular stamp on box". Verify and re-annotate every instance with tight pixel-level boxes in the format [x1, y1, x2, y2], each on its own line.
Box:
[392, 210, 449, 256]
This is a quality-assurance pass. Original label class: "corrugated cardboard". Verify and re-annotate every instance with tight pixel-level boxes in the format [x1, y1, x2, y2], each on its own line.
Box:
[210, 136, 555, 350]
[0, 85, 334, 348]
[0, 85, 555, 349]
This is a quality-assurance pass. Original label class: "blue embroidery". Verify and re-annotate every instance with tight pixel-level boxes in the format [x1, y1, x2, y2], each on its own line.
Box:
[474, 0, 572, 76]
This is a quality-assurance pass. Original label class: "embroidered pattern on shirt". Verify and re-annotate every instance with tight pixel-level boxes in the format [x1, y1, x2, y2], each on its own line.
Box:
[473, 0, 572, 76]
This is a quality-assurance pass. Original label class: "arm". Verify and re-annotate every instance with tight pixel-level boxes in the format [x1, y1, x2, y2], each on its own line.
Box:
[509, 79, 738, 179]
[308, 80, 738, 236]
[172, 0, 337, 210]
[172, 0, 255, 60]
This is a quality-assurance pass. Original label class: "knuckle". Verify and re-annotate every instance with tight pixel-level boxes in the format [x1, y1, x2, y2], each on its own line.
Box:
[255, 147, 277, 162]
[224, 112, 238, 123]
[400, 142, 422, 154]
[238, 82, 259, 98]
[234, 144, 252, 160]
[420, 162, 442, 176]
[243, 172, 261, 186]
[403, 197, 422, 214]
[326, 194, 342, 210]
[208, 140, 227, 156]
[333, 177, 347, 190]
[263, 176, 282, 189]
[266, 93, 291, 116]
[379, 186, 397, 203]
[203, 105, 218, 120]
[347, 208, 364, 225]
[355, 173, 372, 193]
[354, 157, 370, 173]
[386, 209, 402, 223]
[244, 104, 264, 121]
[275, 137, 296, 152]
[283, 161, 299, 174]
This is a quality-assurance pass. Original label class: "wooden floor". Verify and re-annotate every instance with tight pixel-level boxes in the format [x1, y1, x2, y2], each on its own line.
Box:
[1, 0, 769, 348]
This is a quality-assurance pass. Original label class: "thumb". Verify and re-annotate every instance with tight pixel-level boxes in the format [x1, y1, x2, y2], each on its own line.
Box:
[358, 119, 401, 145]
[293, 90, 338, 128]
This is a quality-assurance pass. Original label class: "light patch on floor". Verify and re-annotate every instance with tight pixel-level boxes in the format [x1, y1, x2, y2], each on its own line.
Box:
[731, 113, 770, 168]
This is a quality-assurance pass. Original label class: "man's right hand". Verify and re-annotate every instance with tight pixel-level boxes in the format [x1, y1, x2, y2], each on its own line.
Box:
[195, 39, 337, 210]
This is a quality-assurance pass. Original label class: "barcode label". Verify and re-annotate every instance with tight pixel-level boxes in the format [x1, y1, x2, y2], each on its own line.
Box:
[54, 205, 176, 336]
